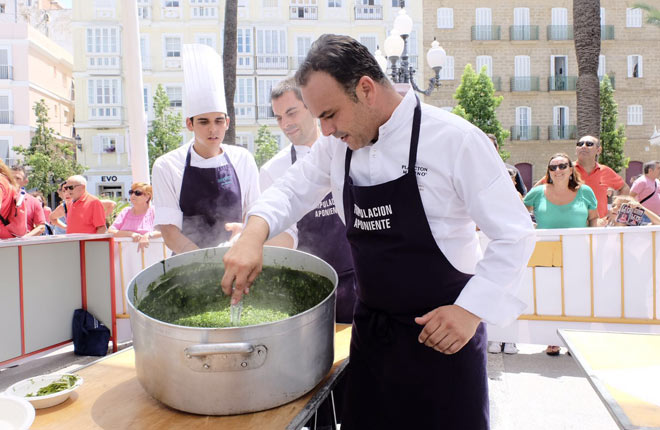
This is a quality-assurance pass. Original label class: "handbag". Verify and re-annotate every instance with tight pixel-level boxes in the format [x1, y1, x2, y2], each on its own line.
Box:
[640, 180, 657, 204]
[72, 309, 110, 356]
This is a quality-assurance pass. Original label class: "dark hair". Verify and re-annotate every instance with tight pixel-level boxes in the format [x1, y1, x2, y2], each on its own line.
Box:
[271, 77, 303, 102]
[31, 191, 46, 207]
[10, 165, 26, 175]
[486, 133, 498, 149]
[295, 34, 390, 101]
[644, 160, 658, 174]
[544, 152, 582, 192]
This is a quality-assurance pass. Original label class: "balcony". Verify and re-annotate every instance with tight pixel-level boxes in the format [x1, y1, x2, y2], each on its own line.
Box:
[257, 105, 275, 120]
[237, 54, 253, 71]
[511, 126, 540, 141]
[509, 25, 539, 41]
[256, 55, 288, 71]
[87, 56, 121, 71]
[548, 125, 577, 140]
[0, 110, 13, 124]
[510, 76, 540, 91]
[0, 65, 13, 79]
[471, 25, 501, 41]
[547, 25, 573, 40]
[235, 105, 256, 121]
[290, 5, 317, 19]
[354, 5, 382, 20]
[601, 25, 615, 40]
[548, 76, 577, 91]
[599, 75, 615, 89]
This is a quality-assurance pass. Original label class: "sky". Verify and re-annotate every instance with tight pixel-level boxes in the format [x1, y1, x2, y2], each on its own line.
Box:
[58, 0, 72, 8]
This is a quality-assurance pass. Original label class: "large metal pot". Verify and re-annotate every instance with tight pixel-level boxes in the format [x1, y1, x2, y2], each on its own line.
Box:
[126, 246, 337, 415]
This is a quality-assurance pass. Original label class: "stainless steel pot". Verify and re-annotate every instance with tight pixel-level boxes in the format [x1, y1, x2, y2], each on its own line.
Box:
[126, 246, 337, 415]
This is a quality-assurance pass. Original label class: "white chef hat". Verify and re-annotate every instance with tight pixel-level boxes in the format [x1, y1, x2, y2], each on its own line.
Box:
[183, 43, 227, 118]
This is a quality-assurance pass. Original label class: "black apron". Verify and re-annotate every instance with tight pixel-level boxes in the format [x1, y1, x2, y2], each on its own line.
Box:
[179, 145, 242, 249]
[291, 145, 357, 323]
[340, 97, 489, 429]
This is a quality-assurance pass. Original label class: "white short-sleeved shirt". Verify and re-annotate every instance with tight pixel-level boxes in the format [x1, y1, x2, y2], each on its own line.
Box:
[259, 144, 315, 248]
[152, 140, 260, 230]
[248, 89, 536, 326]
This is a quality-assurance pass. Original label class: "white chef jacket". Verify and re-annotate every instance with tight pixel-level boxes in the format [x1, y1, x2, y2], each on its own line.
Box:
[248, 89, 536, 326]
[259, 143, 315, 248]
[152, 139, 260, 230]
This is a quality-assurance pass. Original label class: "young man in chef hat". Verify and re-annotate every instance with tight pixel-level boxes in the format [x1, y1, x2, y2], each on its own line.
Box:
[152, 44, 260, 253]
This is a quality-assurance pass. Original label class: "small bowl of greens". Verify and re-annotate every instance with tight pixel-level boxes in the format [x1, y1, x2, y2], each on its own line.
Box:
[5, 373, 83, 409]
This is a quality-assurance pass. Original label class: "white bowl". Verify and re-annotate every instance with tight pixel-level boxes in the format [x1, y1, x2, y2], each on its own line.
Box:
[0, 395, 35, 430]
[5, 373, 83, 410]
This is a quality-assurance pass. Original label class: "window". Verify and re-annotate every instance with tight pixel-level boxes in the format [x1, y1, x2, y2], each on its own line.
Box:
[192, 6, 217, 18]
[476, 56, 492, 77]
[391, 0, 398, 6]
[515, 106, 532, 140]
[256, 29, 287, 69]
[0, 93, 11, 124]
[628, 105, 643, 125]
[92, 135, 124, 154]
[359, 35, 377, 55]
[295, 36, 312, 67]
[138, 2, 150, 19]
[513, 7, 529, 26]
[628, 55, 643, 78]
[600, 7, 605, 25]
[0, 4, 6, 13]
[475, 8, 491, 26]
[166, 86, 183, 107]
[143, 86, 150, 113]
[86, 27, 120, 54]
[139, 35, 150, 68]
[0, 48, 10, 79]
[190, 0, 218, 3]
[165, 36, 182, 57]
[102, 136, 116, 153]
[164, 0, 179, 6]
[235, 77, 255, 109]
[87, 78, 121, 119]
[626, 8, 642, 27]
[257, 78, 281, 119]
[598, 55, 605, 77]
[237, 27, 253, 54]
[439, 56, 454, 80]
[437, 8, 453, 28]
[0, 138, 10, 163]
[262, 0, 277, 7]
[328, 0, 341, 6]
[551, 8, 568, 25]
[236, 133, 254, 152]
[195, 34, 216, 48]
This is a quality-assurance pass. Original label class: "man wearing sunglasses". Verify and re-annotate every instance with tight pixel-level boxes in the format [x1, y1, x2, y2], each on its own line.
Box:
[574, 135, 629, 218]
[63, 175, 107, 234]
[152, 44, 260, 253]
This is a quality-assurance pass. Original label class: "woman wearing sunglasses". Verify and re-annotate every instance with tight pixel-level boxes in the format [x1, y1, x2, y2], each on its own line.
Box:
[523, 153, 598, 355]
[108, 182, 161, 252]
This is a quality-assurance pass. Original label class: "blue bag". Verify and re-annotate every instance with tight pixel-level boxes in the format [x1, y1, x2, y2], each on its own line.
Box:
[72, 309, 110, 356]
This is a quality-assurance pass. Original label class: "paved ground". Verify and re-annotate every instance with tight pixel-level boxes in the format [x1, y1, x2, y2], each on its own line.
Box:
[0, 342, 619, 429]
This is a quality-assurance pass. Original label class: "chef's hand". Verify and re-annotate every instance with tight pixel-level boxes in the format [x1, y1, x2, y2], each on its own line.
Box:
[221, 216, 270, 305]
[414, 305, 481, 355]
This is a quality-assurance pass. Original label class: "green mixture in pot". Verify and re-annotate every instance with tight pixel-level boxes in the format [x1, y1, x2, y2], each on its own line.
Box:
[135, 263, 333, 328]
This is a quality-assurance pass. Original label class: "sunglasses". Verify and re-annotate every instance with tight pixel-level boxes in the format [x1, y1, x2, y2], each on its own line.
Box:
[129, 189, 145, 196]
[548, 163, 569, 172]
[576, 140, 596, 147]
[63, 184, 82, 191]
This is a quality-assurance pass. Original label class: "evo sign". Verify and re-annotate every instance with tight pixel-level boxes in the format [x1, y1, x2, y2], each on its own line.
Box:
[101, 175, 118, 182]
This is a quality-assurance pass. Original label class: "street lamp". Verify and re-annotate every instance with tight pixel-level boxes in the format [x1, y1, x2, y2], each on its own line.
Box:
[375, 1, 447, 96]
[74, 134, 82, 151]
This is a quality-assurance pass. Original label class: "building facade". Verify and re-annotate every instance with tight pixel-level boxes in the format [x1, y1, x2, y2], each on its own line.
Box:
[73, 0, 425, 197]
[423, 0, 660, 189]
[0, 18, 74, 169]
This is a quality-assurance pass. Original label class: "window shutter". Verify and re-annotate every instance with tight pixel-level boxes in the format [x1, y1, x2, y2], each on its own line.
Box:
[92, 136, 102, 153]
[476, 56, 492, 77]
[116, 136, 125, 153]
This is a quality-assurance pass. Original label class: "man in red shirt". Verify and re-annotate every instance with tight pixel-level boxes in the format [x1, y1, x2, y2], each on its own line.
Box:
[64, 175, 107, 234]
[11, 166, 46, 236]
[574, 135, 629, 218]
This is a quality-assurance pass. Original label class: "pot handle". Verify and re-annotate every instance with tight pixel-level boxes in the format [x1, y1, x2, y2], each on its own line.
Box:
[185, 342, 255, 357]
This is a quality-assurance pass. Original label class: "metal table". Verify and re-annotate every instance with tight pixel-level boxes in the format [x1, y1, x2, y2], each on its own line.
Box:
[558, 329, 660, 430]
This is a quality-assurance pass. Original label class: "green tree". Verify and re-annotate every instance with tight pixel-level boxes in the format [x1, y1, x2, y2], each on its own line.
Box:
[13, 99, 84, 198]
[452, 64, 510, 161]
[253, 125, 279, 168]
[148, 84, 183, 172]
[599, 75, 629, 172]
[633, 3, 660, 27]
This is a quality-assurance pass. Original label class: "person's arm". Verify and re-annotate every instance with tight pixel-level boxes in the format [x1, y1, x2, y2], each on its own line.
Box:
[588, 209, 599, 227]
[49, 204, 64, 223]
[265, 232, 295, 248]
[160, 224, 199, 254]
[259, 154, 297, 249]
[618, 182, 630, 195]
[25, 224, 45, 236]
[96, 225, 107, 234]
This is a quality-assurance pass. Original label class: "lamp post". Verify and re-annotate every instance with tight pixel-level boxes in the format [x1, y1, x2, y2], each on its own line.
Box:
[375, 0, 447, 96]
[74, 134, 82, 151]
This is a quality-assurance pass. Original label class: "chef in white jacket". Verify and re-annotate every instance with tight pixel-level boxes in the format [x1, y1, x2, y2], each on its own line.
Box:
[152, 44, 259, 253]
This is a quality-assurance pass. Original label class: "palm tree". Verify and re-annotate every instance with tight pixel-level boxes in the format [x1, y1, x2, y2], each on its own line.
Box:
[634, 3, 660, 27]
[223, 0, 238, 145]
[573, 0, 601, 138]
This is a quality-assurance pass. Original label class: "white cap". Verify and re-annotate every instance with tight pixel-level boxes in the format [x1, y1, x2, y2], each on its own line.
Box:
[183, 44, 227, 118]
